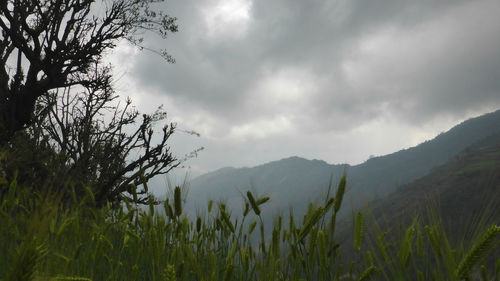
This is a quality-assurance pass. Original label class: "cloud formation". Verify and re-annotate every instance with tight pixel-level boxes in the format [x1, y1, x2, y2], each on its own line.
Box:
[110, 0, 500, 175]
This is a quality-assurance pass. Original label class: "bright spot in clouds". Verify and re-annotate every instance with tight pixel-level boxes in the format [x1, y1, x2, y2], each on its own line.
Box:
[201, 0, 252, 38]
[254, 67, 317, 104]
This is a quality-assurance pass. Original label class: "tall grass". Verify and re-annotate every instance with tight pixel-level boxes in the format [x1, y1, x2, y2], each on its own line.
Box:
[1, 175, 499, 281]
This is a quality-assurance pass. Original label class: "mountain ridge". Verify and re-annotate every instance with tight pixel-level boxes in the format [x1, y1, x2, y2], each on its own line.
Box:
[187, 109, 500, 219]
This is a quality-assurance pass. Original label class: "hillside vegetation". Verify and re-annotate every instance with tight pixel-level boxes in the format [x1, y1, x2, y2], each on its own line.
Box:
[187, 109, 500, 220]
[336, 133, 500, 270]
[369, 132, 500, 229]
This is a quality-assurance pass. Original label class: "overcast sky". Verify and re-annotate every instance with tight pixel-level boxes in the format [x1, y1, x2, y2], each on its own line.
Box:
[108, 0, 500, 178]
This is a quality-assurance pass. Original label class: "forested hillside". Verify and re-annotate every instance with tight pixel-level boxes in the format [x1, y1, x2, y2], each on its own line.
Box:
[187, 110, 500, 219]
[369, 132, 500, 232]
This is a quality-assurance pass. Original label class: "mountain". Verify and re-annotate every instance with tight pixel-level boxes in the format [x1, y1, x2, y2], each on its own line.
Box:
[348, 108, 500, 199]
[185, 157, 347, 217]
[335, 132, 500, 264]
[186, 109, 500, 220]
[368, 132, 500, 229]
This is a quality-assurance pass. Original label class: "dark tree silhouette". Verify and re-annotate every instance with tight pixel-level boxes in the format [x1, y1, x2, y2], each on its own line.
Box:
[0, 0, 177, 144]
[0, 0, 191, 206]
[30, 63, 181, 205]
[0, 63, 193, 205]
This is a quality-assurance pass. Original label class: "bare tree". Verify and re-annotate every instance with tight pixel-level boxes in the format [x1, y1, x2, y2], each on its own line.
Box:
[0, 0, 177, 144]
[23, 60, 185, 206]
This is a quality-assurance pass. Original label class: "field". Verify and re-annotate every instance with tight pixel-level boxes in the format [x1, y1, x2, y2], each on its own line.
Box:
[1, 175, 499, 281]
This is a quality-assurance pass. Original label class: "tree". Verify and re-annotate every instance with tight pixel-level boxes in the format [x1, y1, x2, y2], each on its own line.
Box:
[0, 60, 192, 206]
[0, 0, 177, 144]
[0, 0, 189, 206]
[36, 62, 181, 205]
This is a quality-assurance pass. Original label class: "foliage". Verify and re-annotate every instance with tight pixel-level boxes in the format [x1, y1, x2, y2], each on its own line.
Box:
[0, 0, 182, 205]
[0, 0, 177, 144]
[1, 175, 499, 281]
[0, 76, 183, 205]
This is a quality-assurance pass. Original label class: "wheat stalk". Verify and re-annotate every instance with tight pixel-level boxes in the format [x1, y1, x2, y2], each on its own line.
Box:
[456, 225, 500, 280]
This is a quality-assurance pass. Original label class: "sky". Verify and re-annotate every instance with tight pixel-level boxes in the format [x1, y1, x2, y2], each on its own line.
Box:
[107, 0, 500, 179]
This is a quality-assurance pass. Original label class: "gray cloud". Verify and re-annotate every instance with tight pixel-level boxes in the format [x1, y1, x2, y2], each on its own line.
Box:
[114, 0, 500, 174]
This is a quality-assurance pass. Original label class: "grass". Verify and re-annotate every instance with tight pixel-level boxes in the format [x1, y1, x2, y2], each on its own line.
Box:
[1, 175, 499, 281]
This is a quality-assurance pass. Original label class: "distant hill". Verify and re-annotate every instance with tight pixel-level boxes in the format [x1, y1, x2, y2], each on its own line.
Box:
[186, 157, 347, 215]
[186, 109, 500, 220]
[348, 108, 500, 199]
[336, 133, 500, 264]
[368, 132, 500, 230]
